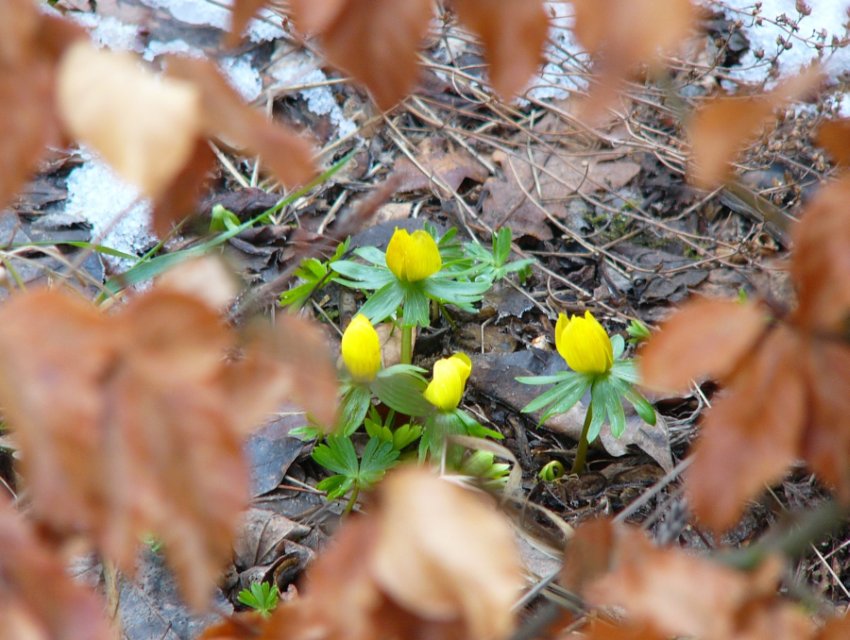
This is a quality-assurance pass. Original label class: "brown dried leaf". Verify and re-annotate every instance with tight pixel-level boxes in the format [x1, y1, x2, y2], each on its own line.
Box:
[586, 522, 788, 640]
[0, 1, 80, 209]
[225, 0, 269, 48]
[151, 138, 216, 236]
[639, 297, 768, 393]
[288, 0, 433, 109]
[686, 326, 805, 532]
[688, 67, 822, 188]
[561, 517, 616, 594]
[391, 138, 488, 195]
[452, 0, 549, 99]
[57, 41, 202, 200]
[0, 496, 115, 640]
[815, 118, 850, 167]
[0, 287, 333, 609]
[790, 176, 850, 334]
[165, 55, 316, 188]
[576, 620, 667, 640]
[571, 0, 695, 118]
[817, 616, 850, 640]
[371, 468, 523, 639]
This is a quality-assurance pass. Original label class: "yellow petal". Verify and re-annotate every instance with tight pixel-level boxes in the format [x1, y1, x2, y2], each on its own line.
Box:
[341, 314, 382, 382]
[424, 352, 472, 411]
[385, 228, 441, 282]
[557, 311, 613, 375]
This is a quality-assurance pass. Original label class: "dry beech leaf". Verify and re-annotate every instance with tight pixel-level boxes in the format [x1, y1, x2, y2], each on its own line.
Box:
[0, 1, 84, 209]
[391, 138, 488, 195]
[817, 617, 850, 640]
[688, 67, 822, 188]
[570, 0, 695, 118]
[580, 520, 805, 640]
[165, 55, 316, 188]
[151, 138, 216, 236]
[451, 0, 549, 98]
[155, 256, 240, 311]
[288, 0, 433, 109]
[790, 177, 850, 334]
[57, 41, 202, 200]
[224, 0, 269, 48]
[0, 496, 115, 640]
[371, 468, 522, 638]
[639, 298, 768, 393]
[815, 118, 850, 167]
[288, 466, 522, 640]
[686, 325, 805, 531]
[0, 287, 337, 609]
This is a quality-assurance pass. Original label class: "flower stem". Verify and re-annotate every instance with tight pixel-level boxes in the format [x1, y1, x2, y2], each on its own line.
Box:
[344, 485, 360, 515]
[400, 324, 413, 365]
[571, 405, 593, 475]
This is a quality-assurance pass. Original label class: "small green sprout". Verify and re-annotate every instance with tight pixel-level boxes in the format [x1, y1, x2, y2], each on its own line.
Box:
[237, 582, 279, 618]
[538, 460, 565, 483]
[209, 204, 241, 232]
[313, 435, 400, 510]
[462, 227, 534, 284]
[279, 238, 349, 310]
[626, 318, 651, 345]
[459, 450, 511, 490]
[518, 311, 655, 474]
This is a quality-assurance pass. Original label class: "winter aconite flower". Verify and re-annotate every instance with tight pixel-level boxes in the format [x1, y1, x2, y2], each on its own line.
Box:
[341, 314, 382, 382]
[424, 353, 472, 411]
[555, 311, 613, 375]
[385, 228, 442, 282]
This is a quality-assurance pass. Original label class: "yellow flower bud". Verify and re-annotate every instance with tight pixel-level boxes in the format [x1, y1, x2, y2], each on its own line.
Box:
[424, 352, 472, 411]
[555, 311, 613, 375]
[341, 314, 382, 382]
[385, 228, 442, 282]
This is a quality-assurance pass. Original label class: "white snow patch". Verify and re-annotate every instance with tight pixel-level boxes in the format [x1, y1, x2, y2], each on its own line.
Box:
[71, 13, 145, 53]
[529, 1, 586, 101]
[137, 0, 285, 42]
[270, 50, 358, 139]
[143, 38, 202, 60]
[64, 153, 156, 270]
[220, 54, 264, 101]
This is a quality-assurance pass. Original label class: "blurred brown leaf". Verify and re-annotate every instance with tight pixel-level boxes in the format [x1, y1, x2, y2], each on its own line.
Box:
[0, 286, 338, 608]
[57, 41, 202, 202]
[165, 55, 316, 189]
[815, 118, 850, 167]
[452, 0, 549, 99]
[288, 0, 433, 109]
[688, 67, 822, 188]
[640, 298, 768, 393]
[0, 496, 115, 640]
[0, 1, 84, 210]
[225, 0, 269, 48]
[151, 139, 216, 236]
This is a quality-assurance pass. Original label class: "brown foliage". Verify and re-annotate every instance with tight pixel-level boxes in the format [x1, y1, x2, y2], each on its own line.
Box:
[688, 67, 823, 188]
[0, 495, 114, 640]
[0, 286, 338, 608]
[451, 0, 549, 99]
[640, 176, 850, 531]
[565, 519, 817, 640]
[0, 0, 84, 209]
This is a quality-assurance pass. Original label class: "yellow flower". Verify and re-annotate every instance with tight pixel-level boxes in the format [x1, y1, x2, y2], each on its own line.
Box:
[385, 228, 442, 282]
[341, 314, 382, 382]
[424, 353, 472, 411]
[555, 311, 613, 375]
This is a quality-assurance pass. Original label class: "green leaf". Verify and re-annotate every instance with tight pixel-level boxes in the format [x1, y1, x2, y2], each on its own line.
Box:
[423, 277, 490, 302]
[611, 334, 625, 360]
[358, 438, 399, 485]
[360, 282, 405, 323]
[402, 285, 431, 327]
[605, 383, 627, 438]
[520, 373, 588, 415]
[354, 245, 387, 266]
[316, 475, 353, 500]
[330, 260, 395, 289]
[372, 366, 431, 416]
[587, 380, 609, 443]
[516, 372, 573, 385]
[312, 436, 358, 476]
[541, 376, 591, 421]
[392, 423, 422, 450]
[338, 385, 373, 436]
[611, 359, 640, 384]
[494, 227, 512, 265]
[625, 387, 656, 426]
[290, 425, 322, 441]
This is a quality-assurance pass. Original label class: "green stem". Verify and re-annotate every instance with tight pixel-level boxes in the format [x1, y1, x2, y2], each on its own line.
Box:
[344, 485, 361, 515]
[400, 324, 413, 365]
[571, 405, 593, 475]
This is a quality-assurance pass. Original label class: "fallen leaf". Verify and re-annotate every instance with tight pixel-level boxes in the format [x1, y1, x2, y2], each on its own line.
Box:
[0, 496, 114, 640]
[151, 138, 216, 236]
[451, 0, 549, 98]
[639, 298, 769, 393]
[686, 325, 805, 531]
[391, 138, 488, 195]
[165, 55, 316, 189]
[57, 41, 202, 201]
[688, 67, 823, 188]
[225, 0, 269, 47]
[0, 286, 337, 608]
[815, 118, 850, 167]
[288, 0, 433, 109]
